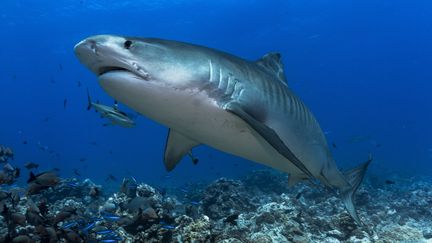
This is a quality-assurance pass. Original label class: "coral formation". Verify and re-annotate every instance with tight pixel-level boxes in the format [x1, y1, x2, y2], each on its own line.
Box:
[0, 145, 13, 163]
[0, 146, 431, 242]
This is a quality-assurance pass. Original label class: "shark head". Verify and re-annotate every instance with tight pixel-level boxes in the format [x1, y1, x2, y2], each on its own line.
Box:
[74, 34, 217, 128]
[74, 35, 210, 92]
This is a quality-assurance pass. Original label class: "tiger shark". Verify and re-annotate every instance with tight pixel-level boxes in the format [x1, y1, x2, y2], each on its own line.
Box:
[74, 35, 371, 224]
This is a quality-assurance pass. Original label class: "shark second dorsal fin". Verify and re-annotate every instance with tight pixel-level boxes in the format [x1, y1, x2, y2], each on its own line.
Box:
[255, 52, 287, 85]
[163, 129, 200, 171]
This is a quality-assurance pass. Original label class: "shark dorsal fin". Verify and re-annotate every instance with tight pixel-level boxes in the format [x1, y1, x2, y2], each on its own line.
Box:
[256, 52, 287, 85]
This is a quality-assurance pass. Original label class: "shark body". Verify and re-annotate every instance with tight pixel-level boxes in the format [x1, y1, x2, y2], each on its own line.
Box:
[74, 35, 370, 224]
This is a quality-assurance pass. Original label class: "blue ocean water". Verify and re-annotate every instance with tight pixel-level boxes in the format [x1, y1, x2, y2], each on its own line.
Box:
[0, 0, 431, 190]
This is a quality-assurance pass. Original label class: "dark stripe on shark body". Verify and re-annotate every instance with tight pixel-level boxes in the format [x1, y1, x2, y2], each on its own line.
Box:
[300, 99, 313, 125]
[292, 96, 300, 119]
[272, 83, 280, 107]
[291, 95, 308, 124]
[299, 100, 306, 122]
[281, 87, 287, 109]
[298, 99, 306, 122]
[261, 79, 270, 104]
[267, 81, 274, 103]
[286, 91, 294, 114]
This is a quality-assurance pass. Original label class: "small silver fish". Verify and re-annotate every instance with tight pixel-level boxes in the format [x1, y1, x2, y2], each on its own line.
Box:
[87, 89, 135, 128]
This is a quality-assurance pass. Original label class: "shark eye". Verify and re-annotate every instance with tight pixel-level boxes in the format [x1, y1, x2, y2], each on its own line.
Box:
[124, 40, 132, 49]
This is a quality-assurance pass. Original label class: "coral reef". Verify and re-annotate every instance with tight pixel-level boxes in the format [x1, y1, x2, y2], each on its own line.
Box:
[0, 146, 431, 242]
[202, 178, 257, 220]
[0, 145, 13, 163]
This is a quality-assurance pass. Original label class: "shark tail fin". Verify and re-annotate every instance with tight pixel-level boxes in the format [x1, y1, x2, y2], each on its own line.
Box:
[341, 154, 372, 225]
[86, 88, 92, 110]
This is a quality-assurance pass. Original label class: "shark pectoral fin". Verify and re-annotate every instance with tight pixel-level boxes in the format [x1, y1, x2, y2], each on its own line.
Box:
[224, 102, 315, 179]
[164, 129, 200, 171]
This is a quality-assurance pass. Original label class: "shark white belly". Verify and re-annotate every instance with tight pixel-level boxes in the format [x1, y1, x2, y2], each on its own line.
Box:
[99, 70, 300, 174]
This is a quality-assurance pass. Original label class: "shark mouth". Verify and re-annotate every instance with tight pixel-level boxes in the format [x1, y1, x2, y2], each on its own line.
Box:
[98, 66, 129, 76]
[97, 65, 150, 81]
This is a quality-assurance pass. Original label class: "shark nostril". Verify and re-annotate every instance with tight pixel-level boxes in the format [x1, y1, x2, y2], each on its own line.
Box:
[89, 40, 96, 49]
[86, 40, 97, 54]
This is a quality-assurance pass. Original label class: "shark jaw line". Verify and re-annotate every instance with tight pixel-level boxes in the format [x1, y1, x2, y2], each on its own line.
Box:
[97, 61, 151, 81]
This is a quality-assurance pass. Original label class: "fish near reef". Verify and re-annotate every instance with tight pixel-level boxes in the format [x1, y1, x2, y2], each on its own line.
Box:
[24, 162, 39, 170]
[26, 171, 60, 195]
[75, 35, 371, 224]
[27, 171, 60, 186]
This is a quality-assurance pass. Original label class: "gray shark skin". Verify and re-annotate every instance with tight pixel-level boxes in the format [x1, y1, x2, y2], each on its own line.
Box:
[74, 35, 370, 224]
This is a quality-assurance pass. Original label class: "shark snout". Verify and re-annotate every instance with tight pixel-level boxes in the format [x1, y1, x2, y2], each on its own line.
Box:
[74, 39, 97, 55]
[75, 35, 151, 82]
[74, 35, 126, 76]
[74, 38, 103, 75]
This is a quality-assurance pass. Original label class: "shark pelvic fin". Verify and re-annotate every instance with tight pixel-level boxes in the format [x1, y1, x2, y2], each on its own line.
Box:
[255, 52, 287, 85]
[224, 102, 314, 179]
[341, 154, 372, 225]
[163, 129, 200, 171]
